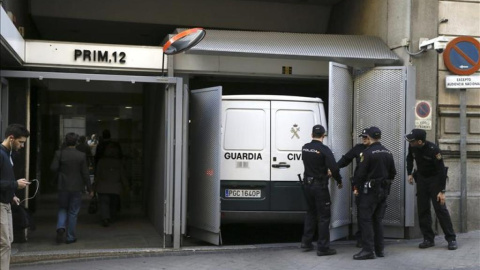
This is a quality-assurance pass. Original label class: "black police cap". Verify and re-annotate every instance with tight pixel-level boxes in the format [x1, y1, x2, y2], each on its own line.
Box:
[405, 129, 426, 142]
[367, 126, 381, 139]
[312, 125, 325, 136]
[359, 128, 369, 137]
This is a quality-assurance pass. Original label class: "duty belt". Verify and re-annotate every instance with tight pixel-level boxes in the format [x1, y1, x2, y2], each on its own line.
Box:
[304, 176, 328, 186]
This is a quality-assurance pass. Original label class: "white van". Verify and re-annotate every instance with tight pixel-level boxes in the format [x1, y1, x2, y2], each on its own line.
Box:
[188, 88, 329, 243]
[219, 95, 326, 223]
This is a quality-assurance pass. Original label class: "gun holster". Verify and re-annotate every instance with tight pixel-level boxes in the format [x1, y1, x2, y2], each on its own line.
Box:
[304, 177, 314, 185]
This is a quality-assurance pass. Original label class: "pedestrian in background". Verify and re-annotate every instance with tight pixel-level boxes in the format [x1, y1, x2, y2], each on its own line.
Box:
[50, 133, 93, 244]
[352, 127, 396, 260]
[405, 129, 457, 250]
[300, 125, 343, 256]
[95, 130, 122, 168]
[337, 128, 370, 248]
[0, 124, 30, 270]
[94, 143, 128, 227]
[88, 134, 98, 156]
[76, 135, 93, 167]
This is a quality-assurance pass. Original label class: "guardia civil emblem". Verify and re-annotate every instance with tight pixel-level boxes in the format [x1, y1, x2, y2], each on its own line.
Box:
[290, 124, 300, 139]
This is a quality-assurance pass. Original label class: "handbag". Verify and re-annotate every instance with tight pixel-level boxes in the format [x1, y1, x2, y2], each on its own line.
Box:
[88, 194, 98, 214]
[12, 204, 33, 230]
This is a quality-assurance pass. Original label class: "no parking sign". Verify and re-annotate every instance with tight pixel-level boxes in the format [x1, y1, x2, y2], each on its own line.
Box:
[415, 100, 432, 130]
[443, 36, 480, 75]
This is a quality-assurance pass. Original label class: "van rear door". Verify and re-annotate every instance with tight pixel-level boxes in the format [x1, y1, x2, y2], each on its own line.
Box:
[270, 100, 322, 211]
[220, 100, 271, 211]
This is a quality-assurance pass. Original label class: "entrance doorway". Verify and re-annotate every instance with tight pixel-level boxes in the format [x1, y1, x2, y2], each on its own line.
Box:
[36, 79, 144, 200]
[26, 78, 158, 251]
[1, 70, 186, 252]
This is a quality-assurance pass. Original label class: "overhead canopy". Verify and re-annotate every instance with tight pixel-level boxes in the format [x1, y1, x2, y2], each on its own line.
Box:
[178, 29, 400, 67]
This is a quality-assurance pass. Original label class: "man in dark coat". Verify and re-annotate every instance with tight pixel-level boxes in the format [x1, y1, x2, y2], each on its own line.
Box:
[51, 133, 93, 244]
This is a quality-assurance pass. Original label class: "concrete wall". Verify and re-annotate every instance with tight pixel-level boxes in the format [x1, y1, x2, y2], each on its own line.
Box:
[1, 0, 39, 38]
[329, 0, 480, 234]
[437, 0, 480, 233]
[29, 0, 332, 34]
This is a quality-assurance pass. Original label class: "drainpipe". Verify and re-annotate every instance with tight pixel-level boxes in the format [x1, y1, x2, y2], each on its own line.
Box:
[459, 88, 467, 233]
[25, 79, 31, 208]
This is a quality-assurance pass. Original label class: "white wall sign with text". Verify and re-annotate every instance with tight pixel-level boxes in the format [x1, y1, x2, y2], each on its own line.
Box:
[414, 100, 432, 130]
[446, 75, 480, 89]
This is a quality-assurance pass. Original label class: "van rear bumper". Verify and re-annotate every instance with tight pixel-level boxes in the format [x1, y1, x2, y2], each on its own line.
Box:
[221, 180, 309, 211]
[221, 211, 305, 224]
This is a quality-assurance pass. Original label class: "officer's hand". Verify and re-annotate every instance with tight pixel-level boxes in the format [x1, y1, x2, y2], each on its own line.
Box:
[17, 178, 30, 189]
[12, 196, 20, 205]
[353, 189, 359, 196]
[327, 169, 332, 177]
[408, 175, 414, 185]
[337, 183, 343, 189]
[437, 192, 446, 205]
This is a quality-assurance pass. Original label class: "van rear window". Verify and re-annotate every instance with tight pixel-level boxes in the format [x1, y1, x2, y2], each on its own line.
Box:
[224, 109, 265, 150]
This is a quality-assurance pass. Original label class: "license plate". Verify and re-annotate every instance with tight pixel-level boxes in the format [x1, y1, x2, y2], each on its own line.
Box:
[225, 189, 261, 198]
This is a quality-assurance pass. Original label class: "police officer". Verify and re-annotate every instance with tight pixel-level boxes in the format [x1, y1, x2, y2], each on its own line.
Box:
[337, 128, 370, 248]
[300, 124, 343, 256]
[352, 127, 396, 260]
[405, 129, 457, 250]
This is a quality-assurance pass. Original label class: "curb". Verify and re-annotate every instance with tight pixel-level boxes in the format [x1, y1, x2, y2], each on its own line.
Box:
[12, 242, 300, 266]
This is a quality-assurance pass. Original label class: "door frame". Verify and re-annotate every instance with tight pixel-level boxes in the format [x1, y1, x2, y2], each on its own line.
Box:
[0, 70, 186, 249]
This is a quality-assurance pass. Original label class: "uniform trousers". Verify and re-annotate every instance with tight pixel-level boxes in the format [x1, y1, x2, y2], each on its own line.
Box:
[354, 195, 361, 240]
[358, 190, 387, 253]
[0, 202, 13, 270]
[416, 175, 456, 242]
[301, 182, 331, 251]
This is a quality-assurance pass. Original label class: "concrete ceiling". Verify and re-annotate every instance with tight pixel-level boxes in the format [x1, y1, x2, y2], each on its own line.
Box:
[27, 0, 343, 46]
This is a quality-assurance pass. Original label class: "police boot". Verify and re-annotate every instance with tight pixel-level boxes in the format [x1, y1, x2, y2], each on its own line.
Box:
[317, 248, 337, 256]
[353, 250, 375, 260]
[447, 240, 458, 250]
[418, 239, 435, 249]
[300, 243, 314, 252]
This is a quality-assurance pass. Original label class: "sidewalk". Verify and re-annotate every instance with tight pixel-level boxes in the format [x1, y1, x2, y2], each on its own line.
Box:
[10, 194, 480, 269]
[11, 230, 480, 270]
[11, 195, 165, 264]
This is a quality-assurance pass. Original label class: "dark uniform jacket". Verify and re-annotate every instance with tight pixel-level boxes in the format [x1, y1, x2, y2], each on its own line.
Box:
[353, 142, 396, 189]
[50, 147, 92, 192]
[302, 140, 342, 185]
[0, 145, 17, 203]
[337, 143, 366, 176]
[406, 141, 446, 193]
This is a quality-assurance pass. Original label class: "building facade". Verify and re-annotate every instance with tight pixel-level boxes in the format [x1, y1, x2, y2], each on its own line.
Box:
[1, 0, 478, 245]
